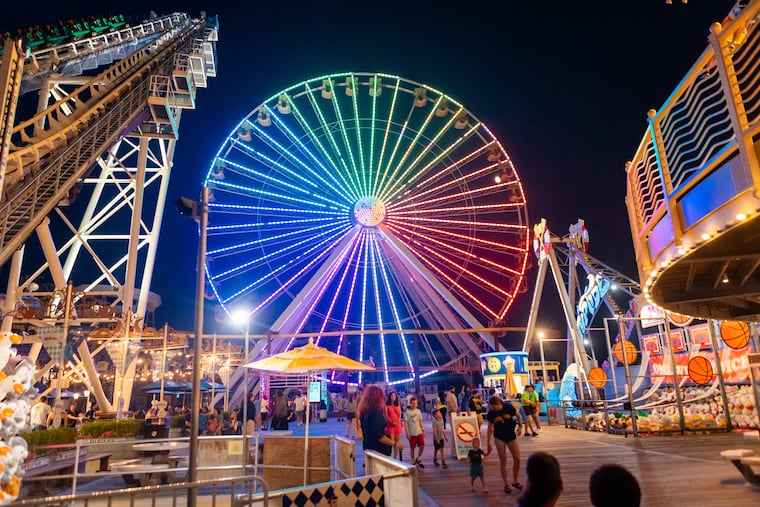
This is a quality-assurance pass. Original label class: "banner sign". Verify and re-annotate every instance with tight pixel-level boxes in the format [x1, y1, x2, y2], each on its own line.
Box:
[649, 346, 752, 383]
[576, 273, 610, 336]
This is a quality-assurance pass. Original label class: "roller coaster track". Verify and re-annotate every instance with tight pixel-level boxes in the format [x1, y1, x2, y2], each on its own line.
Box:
[0, 12, 210, 267]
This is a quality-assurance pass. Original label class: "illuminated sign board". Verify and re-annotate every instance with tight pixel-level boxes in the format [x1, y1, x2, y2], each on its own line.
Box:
[576, 273, 610, 337]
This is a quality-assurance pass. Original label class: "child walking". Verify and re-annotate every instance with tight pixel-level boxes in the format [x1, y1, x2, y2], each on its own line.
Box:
[467, 437, 488, 493]
[431, 408, 449, 468]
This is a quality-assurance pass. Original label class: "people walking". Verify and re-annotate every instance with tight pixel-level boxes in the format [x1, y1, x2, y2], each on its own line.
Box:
[467, 437, 488, 493]
[346, 393, 357, 438]
[521, 385, 541, 436]
[486, 395, 523, 494]
[431, 408, 448, 468]
[404, 396, 425, 468]
[385, 392, 403, 460]
[358, 385, 403, 457]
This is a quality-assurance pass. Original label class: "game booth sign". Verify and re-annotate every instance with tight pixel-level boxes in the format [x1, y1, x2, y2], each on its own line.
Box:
[564, 313, 760, 436]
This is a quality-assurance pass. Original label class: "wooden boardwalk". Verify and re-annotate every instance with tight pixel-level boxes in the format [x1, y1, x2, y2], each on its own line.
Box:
[415, 423, 760, 506]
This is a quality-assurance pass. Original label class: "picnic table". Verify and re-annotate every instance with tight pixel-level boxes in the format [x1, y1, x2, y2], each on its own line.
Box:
[111, 441, 189, 486]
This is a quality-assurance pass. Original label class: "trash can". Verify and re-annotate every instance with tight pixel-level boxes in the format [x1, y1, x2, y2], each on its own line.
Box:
[319, 400, 327, 422]
[144, 416, 169, 438]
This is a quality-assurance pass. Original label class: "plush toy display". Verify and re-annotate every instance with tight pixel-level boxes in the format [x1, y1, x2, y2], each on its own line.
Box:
[0, 332, 32, 504]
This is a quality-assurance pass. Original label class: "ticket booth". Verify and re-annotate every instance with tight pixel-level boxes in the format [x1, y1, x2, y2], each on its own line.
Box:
[480, 351, 530, 399]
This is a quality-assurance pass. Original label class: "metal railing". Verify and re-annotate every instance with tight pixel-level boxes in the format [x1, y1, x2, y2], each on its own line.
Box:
[10, 475, 269, 507]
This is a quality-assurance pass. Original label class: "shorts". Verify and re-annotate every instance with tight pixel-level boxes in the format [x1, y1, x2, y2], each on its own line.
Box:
[469, 463, 484, 478]
[523, 406, 535, 416]
[407, 433, 425, 450]
[433, 439, 444, 450]
[347, 412, 356, 420]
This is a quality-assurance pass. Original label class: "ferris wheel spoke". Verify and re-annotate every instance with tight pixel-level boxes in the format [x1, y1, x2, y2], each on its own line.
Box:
[388, 162, 499, 212]
[375, 91, 416, 199]
[333, 230, 367, 359]
[373, 235, 414, 372]
[405, 140, 496, 198]
[209, 222, 351, 282]
[394, 232, 511, 299]
[207, 219, 350, 259]
[385, 220, 526, 253]
[326, 81, 364, 197]
[347, 74, 368, 195]
[315, 228, 365, 343]
[287, 91, 361, 202]
[208, 203, 346, 218]
[372, 77, 401, 197]
[379, 108, 471, 204]
[386, 222, 523, 277]
[399, 240, 501, 320]
[358, 234, 370, 383]
[238, 227, 356, 310]
[293, 231, 362, 336]
[303, 83, 364, 197]
[215, 155, 349, 210]
[385, 121, 482, 204]
[244, 120, 356, 203]
[378, 95, 443, 203]
[368, 234, 389, 383]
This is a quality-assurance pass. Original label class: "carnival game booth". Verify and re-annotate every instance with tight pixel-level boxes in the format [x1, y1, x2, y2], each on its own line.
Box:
[563, 311, 760, 437]
[480, 351, 529, 399]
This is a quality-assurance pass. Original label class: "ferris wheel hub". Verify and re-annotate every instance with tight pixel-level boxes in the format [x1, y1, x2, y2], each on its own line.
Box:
[353, 196, 386, 227]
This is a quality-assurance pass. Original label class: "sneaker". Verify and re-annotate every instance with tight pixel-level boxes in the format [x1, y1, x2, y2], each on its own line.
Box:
[532, 432, 539, 436]
[503, 485, 511, 494]
[442, 462, 448, 468]
[416, 459, 425, 468]
[433, 460, 439, 467]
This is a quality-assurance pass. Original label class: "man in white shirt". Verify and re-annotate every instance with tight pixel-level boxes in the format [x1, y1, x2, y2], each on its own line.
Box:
[294, 392, 307, 426]
[404, 397, 425, 468]
[30, 400, 52, 431]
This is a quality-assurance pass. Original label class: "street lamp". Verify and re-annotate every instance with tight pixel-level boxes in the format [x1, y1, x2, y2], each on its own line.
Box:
[178, 187, 208, 507]
[232, 308, 250, 473]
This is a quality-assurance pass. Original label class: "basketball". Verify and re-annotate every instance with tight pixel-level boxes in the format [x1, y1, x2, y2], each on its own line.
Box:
[669, 312, 693, 327]
[613, 340, 637, 365]
[588, 367, 607, 389]
[687, 356, 714, 385]
[720, 320, 750, 350]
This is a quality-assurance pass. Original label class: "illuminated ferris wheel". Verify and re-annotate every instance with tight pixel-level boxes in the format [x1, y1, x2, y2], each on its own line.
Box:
[204, 72, 530, 383]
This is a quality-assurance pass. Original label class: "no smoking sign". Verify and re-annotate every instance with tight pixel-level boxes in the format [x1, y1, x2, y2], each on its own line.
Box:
[455, 421, 478, 443]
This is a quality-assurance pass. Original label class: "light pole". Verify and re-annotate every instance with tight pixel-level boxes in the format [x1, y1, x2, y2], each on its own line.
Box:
[177, 187, 207, 507]
[232, 309, 250, 474]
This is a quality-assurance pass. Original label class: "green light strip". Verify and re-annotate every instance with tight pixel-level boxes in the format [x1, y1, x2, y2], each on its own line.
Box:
[349, 74, 367, 196]
[372, 77, 400, 198]
[290, 84, 359, 201]
[261, 106, 356, 203]
[384, 120, 481, 204]
[375, 83, 410, 200]
[307, 80, 363, 198]
[368, 75, 379, 198]
[328, 79, 363, 197]
[381, 106, 460, 203]
[378, 95, 443, 203]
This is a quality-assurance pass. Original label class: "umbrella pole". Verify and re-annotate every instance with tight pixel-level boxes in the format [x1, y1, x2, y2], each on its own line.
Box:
[303, 372, 311, 486]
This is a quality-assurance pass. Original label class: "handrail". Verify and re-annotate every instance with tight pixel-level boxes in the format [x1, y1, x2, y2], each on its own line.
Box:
[11, 475, 269, 507]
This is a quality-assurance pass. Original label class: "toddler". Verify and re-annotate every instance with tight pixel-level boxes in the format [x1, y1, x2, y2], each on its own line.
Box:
[467, 437, 488, 493]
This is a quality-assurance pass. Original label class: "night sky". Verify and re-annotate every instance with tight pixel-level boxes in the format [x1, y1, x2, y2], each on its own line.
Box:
[3, 1, 740, 349]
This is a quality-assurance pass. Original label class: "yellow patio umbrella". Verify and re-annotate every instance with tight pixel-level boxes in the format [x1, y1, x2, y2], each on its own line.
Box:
[244, 337, 374, 485]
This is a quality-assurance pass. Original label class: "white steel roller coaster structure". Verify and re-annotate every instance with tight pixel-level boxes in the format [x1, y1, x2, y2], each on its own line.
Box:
[0, 11, 218, 416]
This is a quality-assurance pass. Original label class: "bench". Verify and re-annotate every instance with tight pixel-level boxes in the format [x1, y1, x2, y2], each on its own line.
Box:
[22, 452, 112, 495]
[721, 448, 760, 484]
